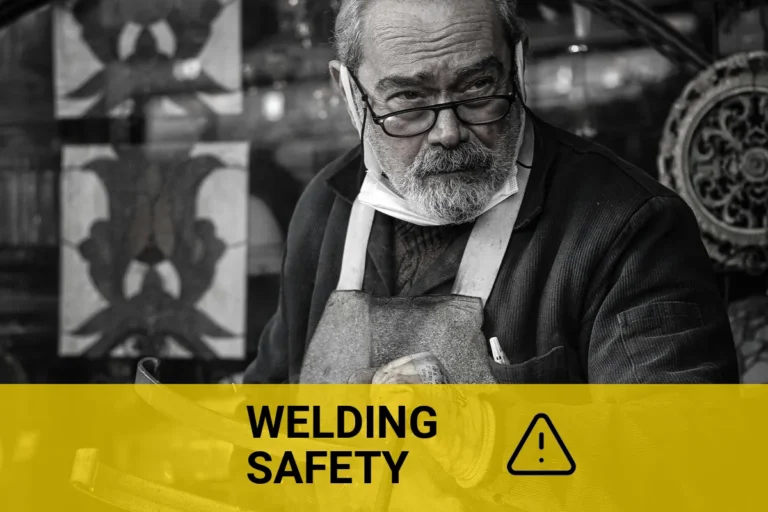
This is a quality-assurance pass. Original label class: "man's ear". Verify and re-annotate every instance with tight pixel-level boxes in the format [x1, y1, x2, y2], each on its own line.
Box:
[329, 60, 344, 95]
[329, 60, 358, 123]
[514, 40, 527, 103]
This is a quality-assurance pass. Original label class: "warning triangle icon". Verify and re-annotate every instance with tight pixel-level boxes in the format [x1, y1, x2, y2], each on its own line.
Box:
[507, 413, 575, 476]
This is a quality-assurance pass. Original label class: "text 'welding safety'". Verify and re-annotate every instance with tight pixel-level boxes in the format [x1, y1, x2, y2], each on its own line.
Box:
[245, 405, 437, 485]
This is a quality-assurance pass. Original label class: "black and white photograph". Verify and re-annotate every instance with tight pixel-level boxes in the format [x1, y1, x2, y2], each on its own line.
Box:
[0, 0, 766, 510]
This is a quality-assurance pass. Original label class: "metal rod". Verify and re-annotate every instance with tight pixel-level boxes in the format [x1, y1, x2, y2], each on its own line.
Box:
[573, 0, 713, 72]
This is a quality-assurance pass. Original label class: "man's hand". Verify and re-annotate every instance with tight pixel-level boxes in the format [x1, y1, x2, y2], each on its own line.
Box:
[372, 352, 450, 384]
[370, 352, 496, 488]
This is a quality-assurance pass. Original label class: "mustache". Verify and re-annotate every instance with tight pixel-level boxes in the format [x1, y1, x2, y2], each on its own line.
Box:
[411, 143, 495, 178]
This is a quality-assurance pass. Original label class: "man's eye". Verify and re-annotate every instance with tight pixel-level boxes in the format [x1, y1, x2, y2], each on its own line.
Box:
[468, 78, 494, 90]
[392, 91, 423, 101]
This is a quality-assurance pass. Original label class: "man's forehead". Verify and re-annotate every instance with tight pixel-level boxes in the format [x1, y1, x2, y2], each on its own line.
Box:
[373, 55, 505, 92]
[358, 0, 508, 81]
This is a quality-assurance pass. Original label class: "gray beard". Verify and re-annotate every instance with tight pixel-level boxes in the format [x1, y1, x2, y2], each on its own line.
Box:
[383, 125, 519, 225]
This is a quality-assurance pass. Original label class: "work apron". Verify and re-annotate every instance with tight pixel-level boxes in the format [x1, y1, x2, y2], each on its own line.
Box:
[299, 164, 531, 385]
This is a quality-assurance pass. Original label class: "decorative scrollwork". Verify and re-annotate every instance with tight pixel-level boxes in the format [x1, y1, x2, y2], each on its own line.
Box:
[659, 51, 768, 274]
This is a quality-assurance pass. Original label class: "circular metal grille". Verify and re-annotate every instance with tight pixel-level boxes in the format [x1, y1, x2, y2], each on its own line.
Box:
[659, 51, 768, 274]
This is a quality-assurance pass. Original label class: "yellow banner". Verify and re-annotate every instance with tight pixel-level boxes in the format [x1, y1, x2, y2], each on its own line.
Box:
[0, 384, 763, 511]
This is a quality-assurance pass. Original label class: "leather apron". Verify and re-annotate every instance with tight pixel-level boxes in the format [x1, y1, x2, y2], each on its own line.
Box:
[299, 156, 532, 385]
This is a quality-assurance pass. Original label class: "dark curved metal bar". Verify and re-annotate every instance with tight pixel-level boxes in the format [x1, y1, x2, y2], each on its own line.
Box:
[0, 0, 50, 30]
[135, 357, 403, 512]
[573, 0, 713, 73]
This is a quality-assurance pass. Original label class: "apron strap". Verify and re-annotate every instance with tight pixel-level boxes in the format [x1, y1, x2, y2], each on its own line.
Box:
[337, 199, 376, 291]
[452, 164, 531, 307]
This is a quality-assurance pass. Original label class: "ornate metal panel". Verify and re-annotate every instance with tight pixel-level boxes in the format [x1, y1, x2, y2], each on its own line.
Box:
[53, 0, 243, 119]
[59, 142, 250, 360]
[659, 51, 768, 274]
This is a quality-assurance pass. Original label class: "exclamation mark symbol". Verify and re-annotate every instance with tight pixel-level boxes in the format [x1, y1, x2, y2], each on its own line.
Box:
[539, 432, 544, 463]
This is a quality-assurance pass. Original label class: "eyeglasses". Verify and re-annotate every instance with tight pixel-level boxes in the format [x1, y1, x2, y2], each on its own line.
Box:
[346, 70, 515, 138]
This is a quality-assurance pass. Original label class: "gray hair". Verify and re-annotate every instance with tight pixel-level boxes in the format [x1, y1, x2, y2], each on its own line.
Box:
[333, 0, 525, 73]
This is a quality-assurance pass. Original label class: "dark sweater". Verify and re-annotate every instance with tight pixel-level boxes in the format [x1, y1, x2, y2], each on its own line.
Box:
[393, 220, 471, 295]
[243, 112, 739, 384]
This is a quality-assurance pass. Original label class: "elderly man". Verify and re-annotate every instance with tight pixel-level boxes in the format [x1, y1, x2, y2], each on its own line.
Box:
[243, 0, 738, 386]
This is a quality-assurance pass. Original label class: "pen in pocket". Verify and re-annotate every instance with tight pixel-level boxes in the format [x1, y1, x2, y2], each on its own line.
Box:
[489, 337, 510, 365]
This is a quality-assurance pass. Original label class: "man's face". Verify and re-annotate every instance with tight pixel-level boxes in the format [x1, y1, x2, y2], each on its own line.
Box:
[338, 0, 523, 224]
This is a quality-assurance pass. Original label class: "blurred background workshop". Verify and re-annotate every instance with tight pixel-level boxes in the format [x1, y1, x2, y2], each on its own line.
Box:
[0, 0, 766, 384]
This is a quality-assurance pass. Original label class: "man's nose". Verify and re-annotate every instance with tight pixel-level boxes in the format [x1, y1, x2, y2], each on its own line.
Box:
[427, 108, 470, 148]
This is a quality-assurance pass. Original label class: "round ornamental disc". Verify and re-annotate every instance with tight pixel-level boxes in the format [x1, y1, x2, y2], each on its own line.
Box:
[659, 51, 768, 273]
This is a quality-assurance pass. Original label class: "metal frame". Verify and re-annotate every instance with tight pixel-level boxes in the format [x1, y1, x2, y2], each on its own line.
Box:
[573, 0, 713, 73]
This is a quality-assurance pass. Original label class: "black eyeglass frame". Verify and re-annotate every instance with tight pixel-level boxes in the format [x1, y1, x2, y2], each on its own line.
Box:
[345, 69, 517, 138]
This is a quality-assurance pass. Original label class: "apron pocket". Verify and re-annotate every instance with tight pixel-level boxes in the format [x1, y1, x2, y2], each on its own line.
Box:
[488, 346, 572, 384]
